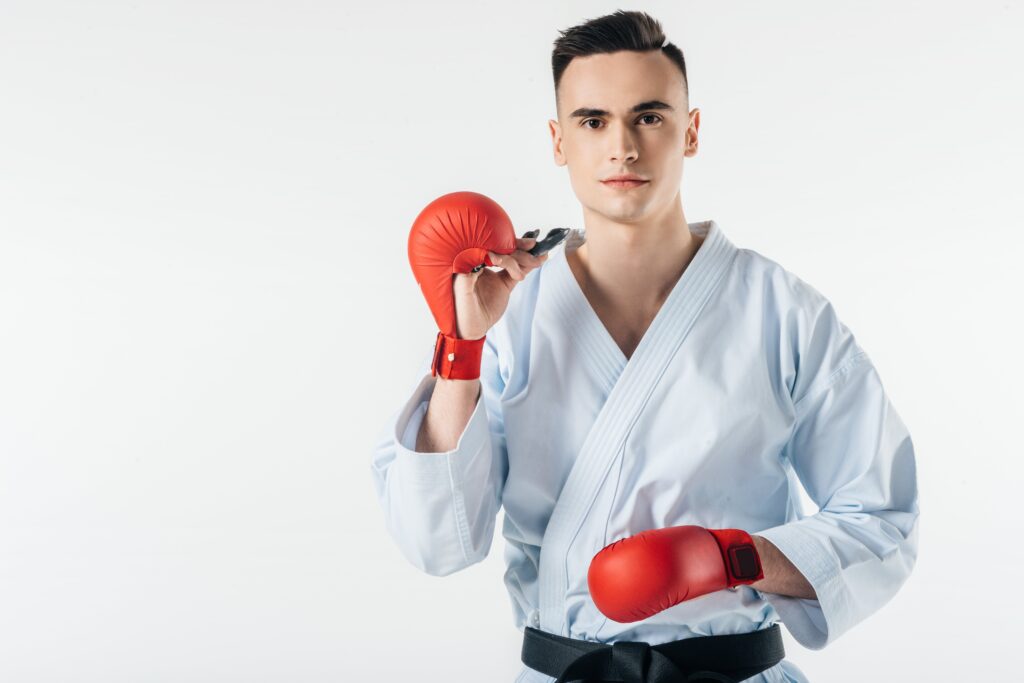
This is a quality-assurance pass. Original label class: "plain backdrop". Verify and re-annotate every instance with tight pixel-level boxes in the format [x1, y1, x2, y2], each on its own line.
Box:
[1, 1, 1021, 680]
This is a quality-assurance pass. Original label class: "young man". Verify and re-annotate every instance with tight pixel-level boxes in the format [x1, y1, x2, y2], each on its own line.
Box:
[371, 10, 919, 683]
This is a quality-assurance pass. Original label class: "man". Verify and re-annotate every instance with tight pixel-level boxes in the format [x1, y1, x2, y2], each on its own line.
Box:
[371, 10, 919, 683]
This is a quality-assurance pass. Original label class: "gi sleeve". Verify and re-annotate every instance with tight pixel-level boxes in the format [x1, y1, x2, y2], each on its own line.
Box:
[755, 298, 920, 651]
[369, 334, 508, 577]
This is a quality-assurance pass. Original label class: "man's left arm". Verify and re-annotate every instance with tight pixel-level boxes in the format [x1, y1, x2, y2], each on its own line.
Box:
[750, 535, 816, 600]
[752, 346, 921, 651]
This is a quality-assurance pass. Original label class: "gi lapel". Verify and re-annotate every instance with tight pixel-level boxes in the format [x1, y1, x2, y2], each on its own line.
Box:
[546, 228, 628, 399]
[538, 220, 738, 636]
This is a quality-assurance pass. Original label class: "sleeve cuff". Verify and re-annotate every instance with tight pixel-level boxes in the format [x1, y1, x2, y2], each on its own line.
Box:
[754, 521, 855, 650]
[391, 373, 491, 489]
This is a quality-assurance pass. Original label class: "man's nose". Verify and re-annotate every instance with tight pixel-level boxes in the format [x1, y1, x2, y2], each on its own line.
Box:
[608, 123, 639, 162]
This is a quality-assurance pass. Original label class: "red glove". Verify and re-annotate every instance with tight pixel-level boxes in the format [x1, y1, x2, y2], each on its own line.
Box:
[407, 191, 516, 380]
[587, 525, 764, 623]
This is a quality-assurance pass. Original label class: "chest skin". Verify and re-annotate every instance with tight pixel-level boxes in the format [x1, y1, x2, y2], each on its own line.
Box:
[599, 311, 654, 361]
[566, 249, 666, 361]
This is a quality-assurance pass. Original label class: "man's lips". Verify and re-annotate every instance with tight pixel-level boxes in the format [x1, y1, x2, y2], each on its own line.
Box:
[601, 179, 650, 188]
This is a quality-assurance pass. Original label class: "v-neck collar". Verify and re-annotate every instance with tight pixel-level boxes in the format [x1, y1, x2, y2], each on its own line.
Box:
[548, 220, 729, 387]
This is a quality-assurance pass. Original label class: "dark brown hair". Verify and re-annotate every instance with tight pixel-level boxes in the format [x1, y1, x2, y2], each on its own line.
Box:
[551, 10, 688, 110]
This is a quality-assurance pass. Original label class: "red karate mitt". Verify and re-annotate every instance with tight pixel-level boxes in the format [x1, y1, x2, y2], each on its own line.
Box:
[407, 191, 516, 380]
[587, 525, 764, 623]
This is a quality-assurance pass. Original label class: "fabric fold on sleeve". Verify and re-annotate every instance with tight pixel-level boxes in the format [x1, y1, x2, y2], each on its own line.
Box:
[370, 337, 508, 576]
[755, 352, 920, 650]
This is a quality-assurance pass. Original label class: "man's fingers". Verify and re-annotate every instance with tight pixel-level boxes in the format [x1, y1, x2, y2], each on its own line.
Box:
[485, 243, 551, 284]
[508, 242, 547, 268]
[488, 251, 525, 281]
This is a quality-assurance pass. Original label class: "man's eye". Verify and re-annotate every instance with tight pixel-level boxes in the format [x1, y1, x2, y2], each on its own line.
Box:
[582, 114, 662, 129]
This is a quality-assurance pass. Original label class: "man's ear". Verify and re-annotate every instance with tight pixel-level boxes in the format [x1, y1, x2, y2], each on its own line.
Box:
[684, 108, 700, 157]
[548, 119, 566, 166]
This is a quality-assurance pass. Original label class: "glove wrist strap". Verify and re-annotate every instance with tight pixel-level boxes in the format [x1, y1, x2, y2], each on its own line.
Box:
[431, 331, 485, 380]
[707, 527, 765, 587]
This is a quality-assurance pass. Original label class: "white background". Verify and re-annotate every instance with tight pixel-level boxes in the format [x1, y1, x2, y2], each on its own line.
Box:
[1, 1, 1020, 680]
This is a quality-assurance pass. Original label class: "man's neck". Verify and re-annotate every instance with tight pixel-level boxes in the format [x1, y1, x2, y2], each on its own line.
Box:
[569, 199, 701, 319]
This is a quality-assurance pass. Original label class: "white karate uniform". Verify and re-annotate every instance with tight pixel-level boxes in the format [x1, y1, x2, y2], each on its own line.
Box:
[370, 221, 920, 683]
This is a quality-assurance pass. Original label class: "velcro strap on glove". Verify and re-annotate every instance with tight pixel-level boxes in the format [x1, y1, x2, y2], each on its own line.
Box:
[431, 331, 485, 380]
[707, 528, 765, 586]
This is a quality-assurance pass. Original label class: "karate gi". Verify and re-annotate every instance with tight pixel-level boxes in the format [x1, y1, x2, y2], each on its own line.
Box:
[370, 221, 920, 683]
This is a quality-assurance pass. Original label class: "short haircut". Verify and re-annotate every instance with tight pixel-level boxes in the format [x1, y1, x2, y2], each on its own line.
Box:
[551, 10, 688, 111]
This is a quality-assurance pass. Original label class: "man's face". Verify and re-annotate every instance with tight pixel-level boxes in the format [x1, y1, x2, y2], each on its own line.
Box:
[549, 50, 699, 226]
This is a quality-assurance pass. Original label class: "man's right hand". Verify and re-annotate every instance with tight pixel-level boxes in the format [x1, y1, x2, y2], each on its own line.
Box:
[453, 234, 549, 340]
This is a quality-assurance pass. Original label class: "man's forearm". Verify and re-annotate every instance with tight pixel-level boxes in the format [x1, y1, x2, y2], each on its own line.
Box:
[749, 535, 817, 600]
[415, 376, 481, 453]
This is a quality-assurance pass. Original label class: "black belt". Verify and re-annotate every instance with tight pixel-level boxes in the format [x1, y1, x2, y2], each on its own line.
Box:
[521, 623, 785, 683]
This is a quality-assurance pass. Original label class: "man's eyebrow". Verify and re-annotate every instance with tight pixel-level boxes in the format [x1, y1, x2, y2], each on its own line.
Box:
[569, 100, 675, 119]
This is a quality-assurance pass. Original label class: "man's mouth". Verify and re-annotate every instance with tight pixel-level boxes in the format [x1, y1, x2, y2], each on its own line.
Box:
[601, 179, 649, 189]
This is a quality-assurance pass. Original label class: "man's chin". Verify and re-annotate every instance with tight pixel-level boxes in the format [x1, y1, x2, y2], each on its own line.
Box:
[578, 197, 654, 225]
[596, 204, 651, 225]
